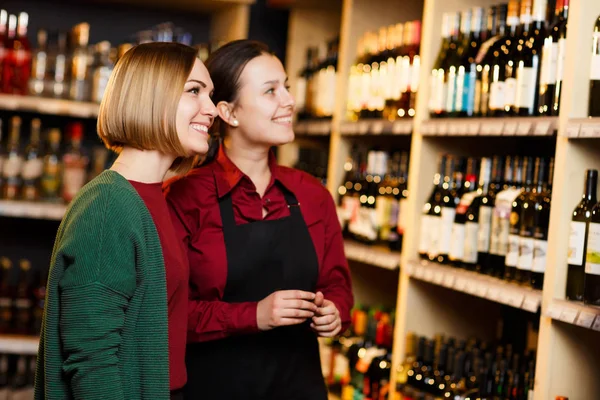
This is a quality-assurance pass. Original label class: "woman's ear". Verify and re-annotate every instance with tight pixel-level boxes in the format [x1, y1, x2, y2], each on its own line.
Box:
[217, 101, 239, 128]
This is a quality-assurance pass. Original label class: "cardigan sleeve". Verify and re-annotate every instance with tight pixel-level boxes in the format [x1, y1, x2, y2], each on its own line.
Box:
[57, 187, 138, 400]
[315, 189, 354, 332]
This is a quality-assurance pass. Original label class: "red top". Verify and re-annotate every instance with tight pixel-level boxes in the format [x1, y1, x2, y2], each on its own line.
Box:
[163, 145, 353, 343]
[129, 180, 188, 391]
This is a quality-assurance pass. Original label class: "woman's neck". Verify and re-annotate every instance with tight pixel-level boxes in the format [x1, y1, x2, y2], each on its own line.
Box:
[110, 147, 175, 183]
[224, 137, 272, 197]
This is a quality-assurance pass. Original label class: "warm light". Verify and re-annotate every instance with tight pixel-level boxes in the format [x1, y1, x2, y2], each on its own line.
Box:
[360, 195, 368, 203]
[379, 187, 386, 195]
[393, 188, 400, 195]
[344, 162, 353, 171]
[358, 348, 366, 358]
[408, 109, 416, 117]
[374, 176, 381, 183]
[355, 183, 362, 191]
[338, 187, 347, 195]
[398, 109, 406, 117]
[368, 196, 376, 205]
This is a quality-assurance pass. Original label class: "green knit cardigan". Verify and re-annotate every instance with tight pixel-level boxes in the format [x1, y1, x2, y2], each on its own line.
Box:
[34, 170, 169, 400]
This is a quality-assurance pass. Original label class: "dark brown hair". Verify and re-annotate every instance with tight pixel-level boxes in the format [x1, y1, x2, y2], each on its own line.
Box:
[202, 40, 272, 163]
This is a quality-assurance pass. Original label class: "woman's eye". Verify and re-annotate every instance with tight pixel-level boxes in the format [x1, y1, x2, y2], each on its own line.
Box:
[284, 85, 291, 91]
[188, 87, 200, 95]
[266, 88, 275, 94]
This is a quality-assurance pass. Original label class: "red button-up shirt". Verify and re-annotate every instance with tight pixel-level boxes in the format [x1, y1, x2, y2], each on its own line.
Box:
[163, 145, 353, 343]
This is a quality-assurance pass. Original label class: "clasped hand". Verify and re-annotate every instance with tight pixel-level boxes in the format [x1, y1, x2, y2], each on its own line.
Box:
[256, 290, 341, 337]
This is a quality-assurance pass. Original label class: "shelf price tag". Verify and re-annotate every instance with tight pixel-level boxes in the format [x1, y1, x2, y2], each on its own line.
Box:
[433, 270, 445, 285]
[503, 121, 518, 136]
[565, 123, 581, 138]
[486, 286, 500, 302]
[516, 121, 533, 136]
[522, 295, 541, 313]
[546, 303, 563, 320]
[575, 310, 597, 329]
[579, 125, 597, 138]
[591, 316, 600, 332]
[371, 120, 384, 135]
[534, 120, 552, 136]
[443, 273, 455, 288]
[558, 307, 579, 324]
[454, 277, 467, 292]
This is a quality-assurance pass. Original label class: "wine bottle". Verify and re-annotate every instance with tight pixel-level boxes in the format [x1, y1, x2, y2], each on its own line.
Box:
[389, 152, 409, 251]
[490, 157, 524, 278]
[518, 158, 545, 285]
[456, 7, 484, 117]
[589, 14, 600, 117]
[449, 157, 479, 266]
[418, 155, 447, 259]
[531, 158, 553, 289]
[338, 146, 361, 235]
[445, 11, 468, 117]
[585, 200, 600, 305]
[375, 153, 394, 245]
[552, 0, 569, 116]
[476, 4, 504, 117]
[514, 0, 547, 116]
[538, 0, 563, 116]
[296, 48, 312, 120]
[348, 151, 368, 240]
[429, 156, 456, 262]
[479, 156, 504, 275]
[432, 157, 461, 264]
[504, 0, 533, 115]
[463, 158, 492, 271]
[430, 14, 452, 118]
[566, 169, 598, 301]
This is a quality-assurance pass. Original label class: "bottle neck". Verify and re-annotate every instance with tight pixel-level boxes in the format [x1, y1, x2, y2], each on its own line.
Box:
[584, 175, 598, 202]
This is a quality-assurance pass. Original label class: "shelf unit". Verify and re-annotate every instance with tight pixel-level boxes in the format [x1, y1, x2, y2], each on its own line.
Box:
[280, 0, 600, 398]
[0, 200, 66, 221]
[0, 335, 39, 355]
[343, 240, 400, 270]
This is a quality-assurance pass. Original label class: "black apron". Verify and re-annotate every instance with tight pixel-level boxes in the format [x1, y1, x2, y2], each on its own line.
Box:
[185, 183, 328, 400]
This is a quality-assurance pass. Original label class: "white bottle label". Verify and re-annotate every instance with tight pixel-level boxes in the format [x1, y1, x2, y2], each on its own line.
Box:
[435, 70, 447, 112]
[398, 198, 409, 234]
[429, 71, 439, 112]
[455, 66, 466, 111]
[518, 237, 534, 271]
[532, 239, 548, 273]
[399, 56, 411, 94]
[21, 158, 44, 180]
[516, 65, 538, 108]
[418, 215, 432, 253]
[504, 77, 517, 108]
[449, 222, 466, 261]
[411, 55, 421, 92]
[375, 196, 391, 241]
[357, 206, 378, 241]
[586, 222, 600, 275]
[540, 39, 558, 85]
[489, 81, 506, 110]
[477, 205, 493, 252]
[556, 38, 567, 82]
[428, 214, 441, 257]
[2, 155, 23, 178]
[591, 54, 600, 81]
[445, 66, 457, 112]
[464, 221, 479, 263]
[568, 221, 587, 266]
[491, 188, 523, 256]
[439, 207, 456, 254]
[506, 234, 520, 267]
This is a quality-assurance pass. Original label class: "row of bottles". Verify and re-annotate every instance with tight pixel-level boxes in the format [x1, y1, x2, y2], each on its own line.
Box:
[0, 354, 36, 400]
[419, 154, 554, 290]
[394, 333, 537, 400]
[428, 0, 570, 118]
[295, 37, 339, 120]
[320, 304, 395, 400]
[338, 147, 410, 251]
[346, 20, 422, 121]
[293, 146, 329, 186]
[0, 115, 110, 204]
[0, 256, 46, 336]
[566, 169, 600, 305]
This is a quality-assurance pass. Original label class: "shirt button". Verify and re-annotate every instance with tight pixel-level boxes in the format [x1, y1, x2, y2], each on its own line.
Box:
[265, 198, 271, 204]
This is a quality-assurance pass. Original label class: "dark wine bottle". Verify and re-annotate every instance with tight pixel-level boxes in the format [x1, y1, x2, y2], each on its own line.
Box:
[474, 5, 500, 117]
[531, 158, 554, 289]
[456, 7, 484, 117]
[566, 169, 598, 301]
[445, 11, 470, 117]
[418, 155, 447, 259]
[551, 0, 569, 115]
[463, 158, 492, 271]
[430, 13, 454, 118]
[479, 156, 504, 275]
[538, 0, 564, 116]
[589, 14, 600, 117]
[449, 157, 479, 266]
[433, 157, 462, 264]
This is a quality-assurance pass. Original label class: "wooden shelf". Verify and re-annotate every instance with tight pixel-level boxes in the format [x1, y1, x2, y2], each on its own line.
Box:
[546, 299, 600, 331]
[420, 117, 558, 137]
[564, 118, 600, 138]
[343, 239, 400, 270]
[340, 119, 413, 136]
[294, 120, 332, 136]
[405, 260, 542, 313]
[0, 94, 99, 118]
[0, 200, 67, 221]
[0, 335, 39, 355]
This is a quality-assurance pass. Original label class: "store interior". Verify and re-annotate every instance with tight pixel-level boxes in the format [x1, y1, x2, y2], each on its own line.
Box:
[1, 0, 600, 399]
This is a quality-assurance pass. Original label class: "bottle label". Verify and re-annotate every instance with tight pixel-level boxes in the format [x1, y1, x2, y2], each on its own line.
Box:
[591, 54, 600, 81]
[429, 71, 439, 112]
[449, 222, 466, 261]
[62, 166, 87, 202]
[325, 68, 337, 116]
[477, 205, 493, 252]
[568, 221, 587, 266]
[375, 195, 391, 241]
[491, 188, 524, 256]
[389, 198, 399, 227]
[518, 236, 534, 271]
[516, 66, 538, 108]
[2, 155, 23, 178]
[455, 66, 467, 111]
[418, 214, 432, 253]
[504, 77, 517, 108]
[586, 222, 600, 275]
[464, 221, 479, 263]
[466, 68, 477, 114]
[341, 196, 360, 224]
[21, 158, 44, 180]
[357, 206, 378, 241]
[445, 67, 457, 113]
[475, 77, 483, 114]
[428, 215, 441, 257]
[540, 39, 558, 85]
[411, 56, 421, 92]
[435, 70, 447, 113]
[456, 191, 479, 214]
[532, 239, 548, 273]
[556, 38, 566, 82]
[439, 207, 456, 254]
[398, 198, 409, 235]
[506, 233, 520, 267]
[399, 56, 412, 94]
[489, 79, 506, 110]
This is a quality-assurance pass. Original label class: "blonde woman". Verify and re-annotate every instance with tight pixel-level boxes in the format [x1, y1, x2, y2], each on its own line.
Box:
[34, 42, 216, 400]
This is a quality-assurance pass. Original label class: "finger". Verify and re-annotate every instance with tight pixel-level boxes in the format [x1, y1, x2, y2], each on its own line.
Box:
[278, 317, 310, 326]
[314, 291, 325, 307]
[316, 304, 337, 316]
[310, 319, 340, 333]
[280, 290, 316, 301]
[284, 299, 318, 312]
[317, 325, 342, 338]
[278, 309, 315, 319]
[311, 314, 337, 326]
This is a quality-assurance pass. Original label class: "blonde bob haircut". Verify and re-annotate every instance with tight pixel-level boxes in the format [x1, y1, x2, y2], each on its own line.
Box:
[97, 42, 198, 157]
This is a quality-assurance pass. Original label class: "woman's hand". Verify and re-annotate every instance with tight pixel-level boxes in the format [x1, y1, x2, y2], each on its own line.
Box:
[257, 290, 318, 331]
[310, 291, 342, 337]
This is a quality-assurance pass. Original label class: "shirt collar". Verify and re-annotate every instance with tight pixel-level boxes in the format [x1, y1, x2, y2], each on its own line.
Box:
[212, 143, 294, 198]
